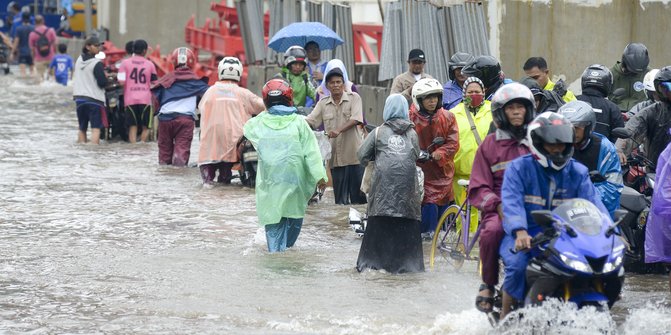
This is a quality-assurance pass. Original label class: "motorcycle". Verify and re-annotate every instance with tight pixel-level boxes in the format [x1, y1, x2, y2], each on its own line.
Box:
[611, 127, 665, 273]
[236, 136, 257, 187]
[489, 199, 625, 325]
[347, 134, 444, 236]
[103, 66, 128, 141]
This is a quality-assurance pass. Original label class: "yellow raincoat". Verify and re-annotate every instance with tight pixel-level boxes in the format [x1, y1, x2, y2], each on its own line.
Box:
[450, 101, 492, 231]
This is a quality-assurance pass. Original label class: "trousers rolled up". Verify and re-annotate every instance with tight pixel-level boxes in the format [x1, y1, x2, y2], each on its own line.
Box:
[199, 162, 234, 184]
[158, 116, 194, 166]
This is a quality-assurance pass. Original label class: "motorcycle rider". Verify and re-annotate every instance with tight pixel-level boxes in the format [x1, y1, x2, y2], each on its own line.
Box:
[558, 100, 623, 218]
[151, 47, 210, 166]
[576, 64, 624, 142]
[197, 56, 265, 185]
[243, 79, 327, 252]
[442, 52, 474, 110]
[469, 83, 533, 313]
[408, 78, 460, 237]
[499, 112, 609, 319]
[275, 45, 316, 107]
[615, 66, 671, 168]
[627, 68, 660, 120]
[460, 55, 506, 100]
[609, 43, 651, 112]
[520, 76, 564, 114]
[523, 57, 576, 103]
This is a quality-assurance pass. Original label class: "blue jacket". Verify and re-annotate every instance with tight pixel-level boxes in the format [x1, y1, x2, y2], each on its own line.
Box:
[573, 133, 623, 218]
[501, 155, 609, 237]
[442, 80, 463, 110]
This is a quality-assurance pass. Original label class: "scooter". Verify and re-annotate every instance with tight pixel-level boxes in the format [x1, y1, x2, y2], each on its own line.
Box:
[611, 127, 665, 273]
[348, 135, 444, 236]
[103, 67, 128, 141]
[490, 199, 625, 326]
[236, 136, 257, 187]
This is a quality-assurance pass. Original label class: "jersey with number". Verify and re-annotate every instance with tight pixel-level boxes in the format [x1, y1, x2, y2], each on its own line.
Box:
[117, 55, 157, 106]
[49, 54, 74, 82]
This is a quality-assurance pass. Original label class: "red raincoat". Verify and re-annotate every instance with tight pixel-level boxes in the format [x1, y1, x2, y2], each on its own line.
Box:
[409, 105, 460, 205]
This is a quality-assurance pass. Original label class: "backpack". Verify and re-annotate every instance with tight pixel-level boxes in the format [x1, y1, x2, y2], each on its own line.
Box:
[35, 29, 52, 57]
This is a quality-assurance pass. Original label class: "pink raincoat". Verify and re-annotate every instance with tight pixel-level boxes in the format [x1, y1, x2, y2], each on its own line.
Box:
[197, 81, 265, 165]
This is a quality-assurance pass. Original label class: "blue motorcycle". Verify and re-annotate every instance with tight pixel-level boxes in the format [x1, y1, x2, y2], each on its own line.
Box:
[522, 199, 625, 309]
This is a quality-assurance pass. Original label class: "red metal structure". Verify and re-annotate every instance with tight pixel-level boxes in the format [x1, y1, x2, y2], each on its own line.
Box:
[184, 1, 270, 85]
[352, 24, 383, 63]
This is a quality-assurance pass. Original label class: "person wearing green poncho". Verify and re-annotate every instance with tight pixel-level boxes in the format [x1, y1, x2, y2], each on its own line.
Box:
[243, 79, 327, 252]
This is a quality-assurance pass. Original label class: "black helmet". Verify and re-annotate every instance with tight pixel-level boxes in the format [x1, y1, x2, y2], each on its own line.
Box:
[448, 52, 474, 80]
[461, 55, 503, 95]
[653, 66, 671, 102]
[581, 64, 613, 96]
[490, 83, 535, 139]
[527, 112, 575, 171]
[283, 45, 307, 67]
[557, 100, 596, 150]
[621, 43, 649, 74]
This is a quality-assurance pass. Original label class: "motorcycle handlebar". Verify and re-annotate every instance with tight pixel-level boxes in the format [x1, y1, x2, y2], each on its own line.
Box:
[509, 231, 555, 254]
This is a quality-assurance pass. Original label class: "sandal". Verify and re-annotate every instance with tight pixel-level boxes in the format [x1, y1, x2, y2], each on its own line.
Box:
[475, 283, 495, 313]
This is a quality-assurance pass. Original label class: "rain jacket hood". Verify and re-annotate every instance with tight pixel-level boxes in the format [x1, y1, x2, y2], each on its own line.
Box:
[383, 94, 409, 121]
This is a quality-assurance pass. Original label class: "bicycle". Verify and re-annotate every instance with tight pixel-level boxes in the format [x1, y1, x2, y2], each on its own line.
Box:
[429, 178, 481, 270]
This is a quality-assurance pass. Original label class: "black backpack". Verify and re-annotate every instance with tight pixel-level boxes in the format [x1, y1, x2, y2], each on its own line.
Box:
[35, 29, 52, 57]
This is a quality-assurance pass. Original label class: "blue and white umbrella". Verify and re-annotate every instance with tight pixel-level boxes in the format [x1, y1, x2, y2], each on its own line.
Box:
[268, 22, 344, 52]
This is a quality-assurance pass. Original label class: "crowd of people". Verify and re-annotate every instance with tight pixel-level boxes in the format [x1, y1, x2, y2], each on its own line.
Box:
[39, 33, 671, 321]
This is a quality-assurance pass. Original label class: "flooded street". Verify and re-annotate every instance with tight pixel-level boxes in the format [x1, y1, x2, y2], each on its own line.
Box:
[0, 74, 670, 334]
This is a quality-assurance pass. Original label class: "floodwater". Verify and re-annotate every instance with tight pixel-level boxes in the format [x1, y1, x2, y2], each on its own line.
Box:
[0, 73, 670, 335]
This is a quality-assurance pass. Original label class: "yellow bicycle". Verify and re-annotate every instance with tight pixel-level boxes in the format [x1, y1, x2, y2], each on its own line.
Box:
[429, 179, 481, 270]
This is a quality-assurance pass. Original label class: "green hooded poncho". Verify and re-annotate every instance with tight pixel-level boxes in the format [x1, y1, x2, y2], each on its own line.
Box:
[243, 109, 327, 225]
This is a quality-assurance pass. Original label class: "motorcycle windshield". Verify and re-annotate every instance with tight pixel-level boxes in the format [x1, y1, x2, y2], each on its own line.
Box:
[554, 199, 604, 236]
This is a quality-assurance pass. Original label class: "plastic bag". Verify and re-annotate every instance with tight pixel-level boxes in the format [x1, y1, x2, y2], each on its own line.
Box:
[314, 131, 332, 161]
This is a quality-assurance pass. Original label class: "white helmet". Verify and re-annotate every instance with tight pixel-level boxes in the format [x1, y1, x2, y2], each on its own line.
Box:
[643, 68, 660, 92]
[411, 78, 443, 110]
[218, 56, 243, 81]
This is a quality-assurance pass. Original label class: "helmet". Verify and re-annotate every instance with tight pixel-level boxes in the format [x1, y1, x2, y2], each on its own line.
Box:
[490, 83, 535, 136]
[448, 52, 474, 80]
[411, 78, 443, 111]
[643, 68, 660, 91]
[621, 43, 649, 74]
[580, 64, 613, 96]
[218, 56, 243, 81]
[283, 45, 307, 67]
[527, 112, 575, 170]
[7, 1, 19, 12]
[654, 66, 671, 102]
[461, 55, 503, 93]
[262, 78, 293, 108]
[171, 47, 195, 69]
[557, 100, 596, 149]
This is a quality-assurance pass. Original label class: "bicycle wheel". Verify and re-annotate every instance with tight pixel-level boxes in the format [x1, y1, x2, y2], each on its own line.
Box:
[429, 205, 465, 270]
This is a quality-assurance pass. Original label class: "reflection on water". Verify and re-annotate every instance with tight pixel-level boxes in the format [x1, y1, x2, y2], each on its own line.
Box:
[0, 74, 669, 334]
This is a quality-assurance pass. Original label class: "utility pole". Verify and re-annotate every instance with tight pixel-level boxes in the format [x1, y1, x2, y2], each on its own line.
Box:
[84, 0, 93, 37]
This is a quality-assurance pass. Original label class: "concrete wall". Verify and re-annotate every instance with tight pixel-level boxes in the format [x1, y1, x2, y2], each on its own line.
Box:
[488, 0, 671, 89]
[100, 0, 219, 53]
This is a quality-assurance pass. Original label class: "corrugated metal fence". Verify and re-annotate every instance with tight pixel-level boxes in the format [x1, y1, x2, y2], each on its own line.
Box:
[378, 0, 489, 84]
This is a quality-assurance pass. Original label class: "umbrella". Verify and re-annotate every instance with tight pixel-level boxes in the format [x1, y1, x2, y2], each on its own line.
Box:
[268, 22, 344, 53]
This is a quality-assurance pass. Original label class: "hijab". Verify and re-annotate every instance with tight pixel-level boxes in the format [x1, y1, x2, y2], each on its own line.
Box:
[319, 59, 354, 97]
[383, 94, 409, 121]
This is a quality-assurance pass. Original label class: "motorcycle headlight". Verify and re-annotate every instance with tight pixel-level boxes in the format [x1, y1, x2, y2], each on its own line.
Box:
[560, 254, 592, 273]
[603, 255, 623, 273]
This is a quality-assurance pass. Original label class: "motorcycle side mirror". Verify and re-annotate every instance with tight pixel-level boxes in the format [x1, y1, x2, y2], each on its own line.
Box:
[531, 210, 554, 228]
[432, 137, 445, 146]
[611, 127, 632, 139]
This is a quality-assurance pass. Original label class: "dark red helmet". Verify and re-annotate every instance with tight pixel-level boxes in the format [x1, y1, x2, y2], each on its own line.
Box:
[171, 47, 195, 69]
[262, 79, 293, 108]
